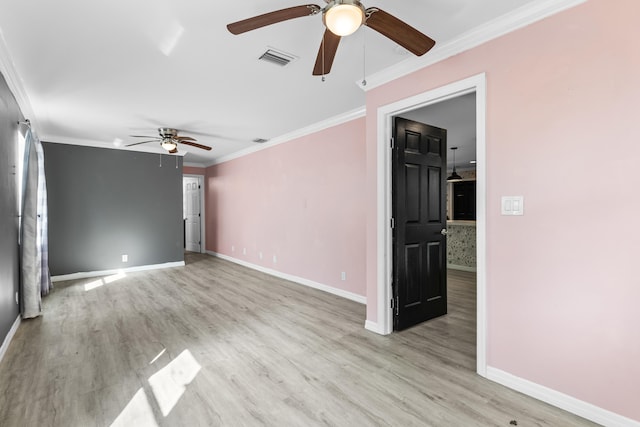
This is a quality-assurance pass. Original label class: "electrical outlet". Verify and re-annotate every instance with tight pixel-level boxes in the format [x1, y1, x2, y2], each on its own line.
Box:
[273, 255, 277, 264]
[231, 245, 235, 252]
[259, 252, 263, 260]
[122, 254, 128, 262]
[242, 248, 246, 255]
[341, 272, 346, 281]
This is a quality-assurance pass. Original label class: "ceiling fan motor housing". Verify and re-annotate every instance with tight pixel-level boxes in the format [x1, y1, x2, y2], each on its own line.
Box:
[158, 127, 178, 139]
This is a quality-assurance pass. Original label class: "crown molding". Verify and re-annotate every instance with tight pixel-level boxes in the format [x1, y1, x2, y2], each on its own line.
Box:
[208, 106, 366, 167]
[0, 29, 37, 126]
[183, 162, 207, 169]
[42, 136, 187, 156]
[357, 0, 587, 91]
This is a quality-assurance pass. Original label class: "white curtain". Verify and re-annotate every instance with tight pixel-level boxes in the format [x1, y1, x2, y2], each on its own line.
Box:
[20, 127, 52, 318]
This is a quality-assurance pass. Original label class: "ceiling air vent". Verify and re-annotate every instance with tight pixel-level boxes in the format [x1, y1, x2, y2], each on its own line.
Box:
[252, 138, 269, 144]
[258, 48, 297, 67]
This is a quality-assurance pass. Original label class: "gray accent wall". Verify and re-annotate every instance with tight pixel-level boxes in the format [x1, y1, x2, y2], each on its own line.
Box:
[0, 72, 22, 343]
[43, 143, 184, 276]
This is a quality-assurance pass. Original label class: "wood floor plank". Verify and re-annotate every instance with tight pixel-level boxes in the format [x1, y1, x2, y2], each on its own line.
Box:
[0, 253, 596, 426]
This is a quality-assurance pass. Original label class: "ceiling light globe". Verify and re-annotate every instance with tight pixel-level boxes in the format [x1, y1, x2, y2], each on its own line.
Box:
[162, 140, 177, 151]
[324, 2, 365, 37]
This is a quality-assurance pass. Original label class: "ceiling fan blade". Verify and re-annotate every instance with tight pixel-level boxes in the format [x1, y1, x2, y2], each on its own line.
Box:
[312, 29, 341, 76]
[125, 140, 159, 147]
[175, 136, 197, 142]
[365, 8, 435, 56]
[179, 140, 212, 151]
[129, 135, 160, 139]
[227, 5, 321, 35]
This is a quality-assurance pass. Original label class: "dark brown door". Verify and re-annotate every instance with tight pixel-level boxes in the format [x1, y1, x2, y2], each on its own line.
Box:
[393, 117, 448, 331]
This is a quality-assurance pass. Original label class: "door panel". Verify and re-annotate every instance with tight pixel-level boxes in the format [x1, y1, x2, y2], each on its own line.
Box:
[393, 117, 448, 331]
[405, 165, 421, 223]
[426, 241, 444, 300]
[184, 177, 201, 253]
[427, 167, 442, 222]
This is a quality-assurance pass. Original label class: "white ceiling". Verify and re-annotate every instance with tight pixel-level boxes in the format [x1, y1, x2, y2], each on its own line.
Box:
[0, 0, 541, 166]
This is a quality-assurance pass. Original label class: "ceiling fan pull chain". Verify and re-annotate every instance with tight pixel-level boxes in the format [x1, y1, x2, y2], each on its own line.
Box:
[175, 155, 178, 169]
[321, 32, 326, 82]
[362, 27, 367, 86]
[159, 153, 162, 168]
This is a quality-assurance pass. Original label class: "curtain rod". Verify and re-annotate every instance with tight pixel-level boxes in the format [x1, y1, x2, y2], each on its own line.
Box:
[17, 119, 31, 127]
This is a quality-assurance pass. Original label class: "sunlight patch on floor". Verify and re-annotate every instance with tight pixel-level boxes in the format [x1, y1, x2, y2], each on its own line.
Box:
[110, 388, 159, 427]
[148, 349, 202, 417]
[149, 348, 167, 365]
[84, 272, 126, 291]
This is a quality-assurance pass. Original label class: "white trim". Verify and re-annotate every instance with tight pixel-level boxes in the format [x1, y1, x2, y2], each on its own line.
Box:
[207, 251, 366, 305]
[0, 316, 21, 365]
[183, 174, 206, 254]
[364, 320, 385, 334]
[447, 264, 477, 273]
[208, 107, 366, 166]
[357, 0, 587, 91]
[35, 108, 364, 166]
[41, 137, 187, 156]
[487, 367, 640, 427]
[374, 73, 487, 378]
[51, 261, 185, 282]
[0, 30, 37, 128]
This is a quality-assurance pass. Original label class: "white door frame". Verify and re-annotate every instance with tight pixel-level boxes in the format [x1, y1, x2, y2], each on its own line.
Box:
[374, 73, 487, 377]
[183, 174, 206, 254]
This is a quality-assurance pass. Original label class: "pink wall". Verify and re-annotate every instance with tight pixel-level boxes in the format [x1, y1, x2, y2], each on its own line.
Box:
[205, 118, 367, 298]
[365, 0, 639, 421]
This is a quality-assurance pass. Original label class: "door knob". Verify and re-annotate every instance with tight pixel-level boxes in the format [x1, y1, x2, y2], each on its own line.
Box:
[441, 228, 448, 235]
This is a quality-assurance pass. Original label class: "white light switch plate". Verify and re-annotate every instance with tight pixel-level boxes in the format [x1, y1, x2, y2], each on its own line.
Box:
[501, 196, 524, 215]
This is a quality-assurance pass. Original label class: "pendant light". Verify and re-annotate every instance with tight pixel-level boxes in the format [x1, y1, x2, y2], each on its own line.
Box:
[447, 146, 462, 181]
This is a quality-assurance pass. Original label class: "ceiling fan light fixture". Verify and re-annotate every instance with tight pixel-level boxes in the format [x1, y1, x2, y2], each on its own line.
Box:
[324, 0, 365, 37]
[161, 139, 177, 151]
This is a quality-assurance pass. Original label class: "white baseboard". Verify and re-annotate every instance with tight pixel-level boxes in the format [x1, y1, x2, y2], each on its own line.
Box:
[364, 320, 386, 334]
[207, 251, 366, 305]
[487, 367, 640, 427]
[447, 264, 477, 273]
[0, 316, 21, 365]
[51, 261, 186, 282]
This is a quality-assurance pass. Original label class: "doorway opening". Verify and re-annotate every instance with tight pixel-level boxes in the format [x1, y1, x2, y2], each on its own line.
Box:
[183, 174, 205, 254]
[374, 73, 487, 377]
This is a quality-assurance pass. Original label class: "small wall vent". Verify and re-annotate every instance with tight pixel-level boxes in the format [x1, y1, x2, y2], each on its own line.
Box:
[258, 48, 297, 67]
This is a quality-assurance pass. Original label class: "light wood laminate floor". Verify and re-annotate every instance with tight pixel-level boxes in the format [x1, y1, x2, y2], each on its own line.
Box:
[0, 253, 594, 426]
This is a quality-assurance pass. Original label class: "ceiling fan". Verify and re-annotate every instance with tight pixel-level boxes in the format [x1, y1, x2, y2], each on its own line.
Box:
[227, 0, 435, 76]
[126, 128, 212, 153]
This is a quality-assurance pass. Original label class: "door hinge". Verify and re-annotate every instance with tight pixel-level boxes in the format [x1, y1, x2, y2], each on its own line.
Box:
[390, 137, 395, 149]
[390, 217, 395, 229]
[391, 296, 399, 315]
